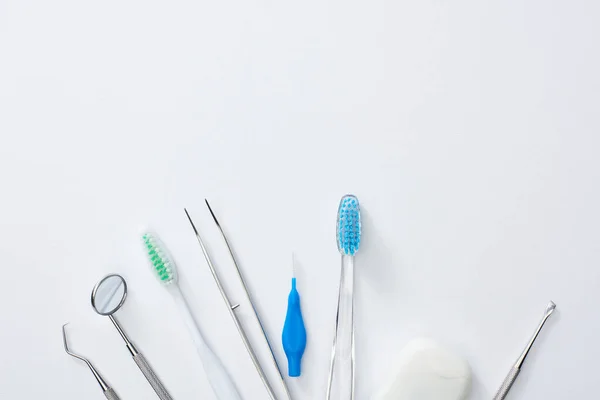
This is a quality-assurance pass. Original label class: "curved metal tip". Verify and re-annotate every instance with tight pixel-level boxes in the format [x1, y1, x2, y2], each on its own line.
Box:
[62, 323, 86, 361]
[62, 323, 110, 391]
[62, 323, 70, 353]
[545, 301, 557, 316]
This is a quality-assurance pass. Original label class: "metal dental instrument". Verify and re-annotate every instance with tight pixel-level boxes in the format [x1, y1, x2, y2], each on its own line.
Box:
[205, 199, 292, 399]
[62, 323, 121, 400]
[493, 301, 557, 400]
[184, 208, 280, 400]
[91, 274, 173, 400]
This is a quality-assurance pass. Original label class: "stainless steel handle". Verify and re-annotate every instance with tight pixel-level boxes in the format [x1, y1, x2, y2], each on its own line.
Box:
[133, 352, 173, 400]
[104, 388, 121, 400]
[493, 367, 520, 400]
[493, 302, 556, 400]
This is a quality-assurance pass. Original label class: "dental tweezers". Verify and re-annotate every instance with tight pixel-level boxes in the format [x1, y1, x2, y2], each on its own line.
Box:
[185, 206, 291, 400]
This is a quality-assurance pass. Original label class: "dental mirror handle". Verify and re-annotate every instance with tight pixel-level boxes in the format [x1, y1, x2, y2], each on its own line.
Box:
[109, 315, 138, 355]
[133, 352, 173, 400]
[109, 315, 173, 400]
[104, 388, 121, 400]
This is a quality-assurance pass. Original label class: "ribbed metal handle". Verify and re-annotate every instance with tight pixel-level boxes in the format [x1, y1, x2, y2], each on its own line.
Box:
[133, 353, 173, 400]
[493, 367, 520, 400]
[103, 388, 121, 400]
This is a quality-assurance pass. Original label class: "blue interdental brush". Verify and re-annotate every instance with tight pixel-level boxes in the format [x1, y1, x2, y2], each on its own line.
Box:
[282, 252, 307, 377]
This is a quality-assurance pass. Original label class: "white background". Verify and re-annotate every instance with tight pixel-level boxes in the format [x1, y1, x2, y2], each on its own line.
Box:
[1, 0, 599, 399]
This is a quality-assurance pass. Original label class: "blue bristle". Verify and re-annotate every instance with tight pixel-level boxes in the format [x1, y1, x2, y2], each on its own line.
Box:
[336, 195, 361, 256]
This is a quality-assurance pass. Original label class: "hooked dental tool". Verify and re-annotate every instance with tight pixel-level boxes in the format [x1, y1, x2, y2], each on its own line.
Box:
[62, 323, 121, 400]
[493, 301, 557, 400]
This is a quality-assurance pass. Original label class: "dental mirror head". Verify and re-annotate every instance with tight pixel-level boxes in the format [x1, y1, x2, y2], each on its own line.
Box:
[91, 274, 127, 316]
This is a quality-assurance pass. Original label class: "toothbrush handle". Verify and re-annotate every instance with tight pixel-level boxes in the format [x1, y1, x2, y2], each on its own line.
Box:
[198, 341, 243, 400]
[133, 352, 173, 400]
[327, 256, 355, 400]
[492, 367, 520, 400]
[103, 388, 121, 400]
[172, 288, 242, 400]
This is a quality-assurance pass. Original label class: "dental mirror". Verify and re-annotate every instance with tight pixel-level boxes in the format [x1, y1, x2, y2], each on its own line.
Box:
[91, 274, 173, 400]
[91, 274, 127, 316]
[91, 274, 135, 355]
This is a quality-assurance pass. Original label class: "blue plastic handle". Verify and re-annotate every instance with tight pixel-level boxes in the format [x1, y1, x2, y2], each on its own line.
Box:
[282, 278, 307, 377]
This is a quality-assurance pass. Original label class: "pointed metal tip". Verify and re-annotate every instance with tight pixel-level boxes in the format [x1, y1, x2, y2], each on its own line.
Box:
[184, 208, 199, 235]
[205, 199, 220, 226]
[62, 323, 70, 337]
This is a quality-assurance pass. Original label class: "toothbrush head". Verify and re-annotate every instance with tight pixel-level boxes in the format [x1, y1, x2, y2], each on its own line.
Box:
[336, 194, 361, 256]
[142, 232, 178, 285]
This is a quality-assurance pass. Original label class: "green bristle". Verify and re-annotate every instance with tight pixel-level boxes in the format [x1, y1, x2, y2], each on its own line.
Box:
[143, 233, 176, 285]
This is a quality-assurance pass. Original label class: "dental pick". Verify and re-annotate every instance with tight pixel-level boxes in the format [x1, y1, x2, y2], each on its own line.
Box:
[62, 323, 121, 400]
[493, 301, 557, 400]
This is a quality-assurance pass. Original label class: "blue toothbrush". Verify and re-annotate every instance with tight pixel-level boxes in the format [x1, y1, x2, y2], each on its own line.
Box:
[282, 253, 307, 377]
[327, 194, 361, 400]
